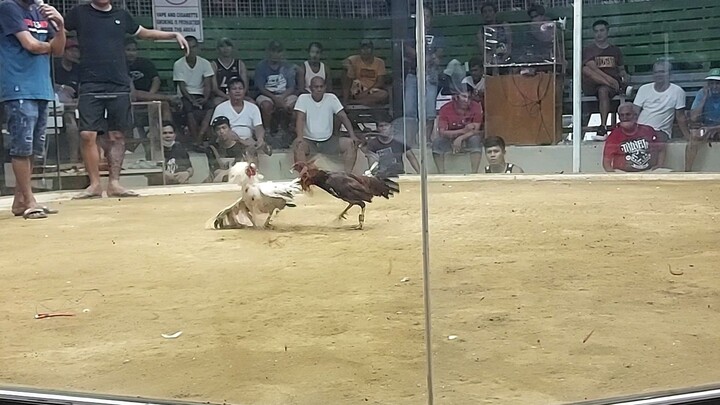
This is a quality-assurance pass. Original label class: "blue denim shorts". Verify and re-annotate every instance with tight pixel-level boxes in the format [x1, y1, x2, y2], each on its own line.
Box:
[4, 99, 49, 158]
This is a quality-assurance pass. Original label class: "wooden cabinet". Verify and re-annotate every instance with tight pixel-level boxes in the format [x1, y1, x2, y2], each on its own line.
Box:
[485, 72, 563, 145]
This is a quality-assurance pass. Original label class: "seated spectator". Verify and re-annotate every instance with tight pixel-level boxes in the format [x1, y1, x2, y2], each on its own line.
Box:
[686, 68, 720, 171]
[255, 40, 298, 145]
[127, 37, 179, 106]
[483, 136, 523, 173]
[633, 60, 690, 142]
[363, 116, 419, 177]
[298, 42, 333, 94]
[603, 102, 666, 172]
[148, 122, 193, 185]
[53, 39, 81, 163]
[210, 38, 248, 104]
[463, 56, 485, 104]
[293, 77, 359, 173]
[582, 19, 628, 137]
[173, 35, 215, 146]
[433, 90, 484, 174]
[211, 77, 271, 167]
[525, 3, 553, 58]
[477, 1, 511, 64]
[342, 39, 388, 106]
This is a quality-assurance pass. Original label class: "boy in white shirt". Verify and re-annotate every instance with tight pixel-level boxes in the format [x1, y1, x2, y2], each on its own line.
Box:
[293, 77, 360, 172]
[633, 60, 691, 140]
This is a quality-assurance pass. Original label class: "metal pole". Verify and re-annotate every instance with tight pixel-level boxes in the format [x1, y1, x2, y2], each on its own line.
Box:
[416, 2, 434, 405]
[572, 0, 582, 173]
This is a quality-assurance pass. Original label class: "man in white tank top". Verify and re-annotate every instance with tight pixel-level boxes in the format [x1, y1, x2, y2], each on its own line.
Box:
[298, 42, 333, 94]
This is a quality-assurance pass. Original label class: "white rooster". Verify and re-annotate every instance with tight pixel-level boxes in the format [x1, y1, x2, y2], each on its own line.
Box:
[208, 162, 302, 229]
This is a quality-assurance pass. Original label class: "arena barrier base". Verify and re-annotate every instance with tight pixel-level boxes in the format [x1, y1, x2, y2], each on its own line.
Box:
[0, 388, 223, 405]
[5, 384, 720, 405]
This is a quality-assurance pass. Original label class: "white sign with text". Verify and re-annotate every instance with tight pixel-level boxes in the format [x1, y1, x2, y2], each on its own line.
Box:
[152, 0, 204, 42]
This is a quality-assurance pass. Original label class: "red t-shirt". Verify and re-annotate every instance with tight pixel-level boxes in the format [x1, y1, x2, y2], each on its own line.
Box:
[603, 124, 663, 172]
[438, 100, 484, 131]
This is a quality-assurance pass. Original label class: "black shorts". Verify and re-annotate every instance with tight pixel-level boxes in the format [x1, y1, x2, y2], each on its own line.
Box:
[181, 94, 213, 114]
[77, 83, 133, 133]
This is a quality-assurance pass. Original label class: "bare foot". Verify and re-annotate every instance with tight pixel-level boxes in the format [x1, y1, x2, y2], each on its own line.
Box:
[107, 182, 139, 198]
[107, 186, 139, 198]
[73, 185, 103, 200]
[11, 195, 25, 216]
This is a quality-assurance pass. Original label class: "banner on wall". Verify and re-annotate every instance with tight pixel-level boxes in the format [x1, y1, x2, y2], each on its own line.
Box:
[152, 0, 204, 42]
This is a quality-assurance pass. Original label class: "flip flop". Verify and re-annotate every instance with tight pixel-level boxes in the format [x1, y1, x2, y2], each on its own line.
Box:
[39, 206, 59, 214]
[72, 191, 103, 200]
[109, 190, 140, 198]
[22, 207, 48, 220]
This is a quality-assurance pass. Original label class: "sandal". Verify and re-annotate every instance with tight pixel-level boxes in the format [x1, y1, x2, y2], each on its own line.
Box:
[22, 207, 48, 220]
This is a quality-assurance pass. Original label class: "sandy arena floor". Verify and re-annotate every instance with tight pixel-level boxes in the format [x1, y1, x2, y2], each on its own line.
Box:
[1, 179, 720, 405]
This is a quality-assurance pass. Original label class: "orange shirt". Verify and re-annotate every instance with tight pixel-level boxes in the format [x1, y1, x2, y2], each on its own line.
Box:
[344, 55, 386, 90]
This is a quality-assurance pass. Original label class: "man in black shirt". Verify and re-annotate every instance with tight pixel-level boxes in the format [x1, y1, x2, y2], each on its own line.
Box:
[126, 37, 159, 93]
[53, 39, 81, 162]
[125, 36, 179, 139]
[364, 118, 419, 177]
[65, 0, 188, 199]
[53, 38, 80, 102]
[147, 122, 192, 185]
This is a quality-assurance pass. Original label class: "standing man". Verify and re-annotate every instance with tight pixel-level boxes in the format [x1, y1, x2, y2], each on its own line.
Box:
[65, 0, 188, 199]
[582, 19, 628, 137]
[0, 0, 66, 219]
[633, 60, 691, 141]
[404, 4, 444, 144]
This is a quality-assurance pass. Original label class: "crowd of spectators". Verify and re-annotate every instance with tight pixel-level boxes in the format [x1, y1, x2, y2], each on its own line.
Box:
[3, 0, 719, 198]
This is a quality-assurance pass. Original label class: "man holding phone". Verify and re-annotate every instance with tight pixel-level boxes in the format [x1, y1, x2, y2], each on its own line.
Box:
[0, 0, 66, 218]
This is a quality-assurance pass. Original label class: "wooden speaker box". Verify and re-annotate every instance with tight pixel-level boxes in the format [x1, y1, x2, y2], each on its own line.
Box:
[485, 72, 563, 145]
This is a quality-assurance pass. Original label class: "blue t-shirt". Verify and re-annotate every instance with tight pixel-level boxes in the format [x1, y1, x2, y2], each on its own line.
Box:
[0, 0, 54, 102]
[691, 88, 720, 126]
[254, 60, 296, 95]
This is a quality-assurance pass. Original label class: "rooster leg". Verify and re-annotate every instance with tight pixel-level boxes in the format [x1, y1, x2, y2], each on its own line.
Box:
[337, 203, 353, 221]
[354, 206, 366, 230]
[263, 208, 277, 229]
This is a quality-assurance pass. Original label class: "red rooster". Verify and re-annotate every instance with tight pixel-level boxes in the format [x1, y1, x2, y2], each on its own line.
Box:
[292, 161, 399, 229]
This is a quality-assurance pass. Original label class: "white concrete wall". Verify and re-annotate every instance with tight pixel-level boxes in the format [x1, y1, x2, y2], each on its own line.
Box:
[189, 141, 720, 181]
[7, 142, 720, 191]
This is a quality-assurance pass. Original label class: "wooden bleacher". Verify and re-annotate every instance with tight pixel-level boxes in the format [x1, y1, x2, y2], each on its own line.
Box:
[130, 0, 720, 136]
[135, 17, 392, 94]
